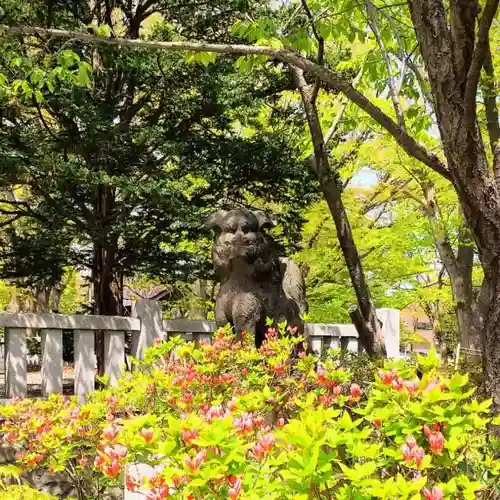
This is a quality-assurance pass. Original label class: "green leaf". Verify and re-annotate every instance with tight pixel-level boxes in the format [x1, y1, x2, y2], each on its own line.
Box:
[448, 372, 469, 391]
[57, 50, 81, 69]
[34, 89, 44, 103]
[95, 24, 112, 37]
[76, 62, 92, 86]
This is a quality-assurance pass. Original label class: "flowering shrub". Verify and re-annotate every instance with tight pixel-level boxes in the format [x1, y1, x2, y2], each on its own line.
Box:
[1, 327, 500, 499]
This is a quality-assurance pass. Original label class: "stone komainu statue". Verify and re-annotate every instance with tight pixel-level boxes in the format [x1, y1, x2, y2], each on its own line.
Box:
[205, 208, 308, 348]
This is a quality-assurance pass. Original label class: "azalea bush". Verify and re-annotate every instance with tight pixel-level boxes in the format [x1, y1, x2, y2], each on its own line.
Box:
[1, 327, 500, 499]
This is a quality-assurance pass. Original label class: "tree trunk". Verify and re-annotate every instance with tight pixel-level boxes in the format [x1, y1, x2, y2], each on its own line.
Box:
[418, 182, 480, 350]
[291, 67, 384, 356]
[35, 283, 50, 313]
[93, 186, 121, 377]
[51, 278, 66, 313]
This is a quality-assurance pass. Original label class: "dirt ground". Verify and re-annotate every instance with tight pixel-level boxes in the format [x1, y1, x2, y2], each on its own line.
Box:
[0, 363, 76, 397]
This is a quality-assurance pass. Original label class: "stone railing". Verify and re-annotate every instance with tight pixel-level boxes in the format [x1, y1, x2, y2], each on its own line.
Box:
[0, 300, 400, 399]
[0, 312, 140, 399]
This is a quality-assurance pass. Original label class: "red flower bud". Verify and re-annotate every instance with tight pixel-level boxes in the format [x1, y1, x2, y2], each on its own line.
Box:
[6, 431, 17, 443]
[103, 460, 120, 478]
[402, 442, 425, 467]
[422, 486, 444, 500]
[102, 424, 119, 441]
[94, 455, 105, 469]
[378, 369, 397, 385]
[233, 413, 253, 435]
[350, 384, 361, 401]
[141, 427, 154, 443]
[182, 428, 199, 445]
[228, 477, 242, 499]
[276, 417, 286, 428]
[404, 380, 420, 395]
[405, 436, 417, 449]
[184, 448, 207, 473]
[428, 432, 445, 455]
[392, 377, 404, 392]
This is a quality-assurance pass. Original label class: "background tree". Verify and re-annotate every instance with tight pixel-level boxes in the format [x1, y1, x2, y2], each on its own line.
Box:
[0, 1, 318, 372]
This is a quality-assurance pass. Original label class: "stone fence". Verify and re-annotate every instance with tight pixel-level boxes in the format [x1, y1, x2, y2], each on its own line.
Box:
[0, 300, 400, 399]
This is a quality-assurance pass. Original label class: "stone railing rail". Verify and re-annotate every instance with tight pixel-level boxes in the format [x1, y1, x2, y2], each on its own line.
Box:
[0, 300, 399, 399]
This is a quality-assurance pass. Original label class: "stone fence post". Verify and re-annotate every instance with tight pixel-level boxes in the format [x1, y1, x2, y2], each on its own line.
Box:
[376, 308, 400, 358]
[131, 299, 163, 361]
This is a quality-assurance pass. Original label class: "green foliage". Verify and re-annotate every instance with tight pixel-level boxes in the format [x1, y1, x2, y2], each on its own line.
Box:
[0, 485, 56, 500]
[0, 281, 14, 311]
[0, 1, 318, 303]
[58, 268, 86, 314]
[2, 331, 500, 499]
[0, 462, 56, 499]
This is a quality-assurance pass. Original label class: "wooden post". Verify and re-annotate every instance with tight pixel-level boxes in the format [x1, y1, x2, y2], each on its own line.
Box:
[104, 331, 125, 386]
[41, 329, 63, 396]
[131, 299, 163, 361]
[74, 330, 95, 397]
[5, 327, 27, 398]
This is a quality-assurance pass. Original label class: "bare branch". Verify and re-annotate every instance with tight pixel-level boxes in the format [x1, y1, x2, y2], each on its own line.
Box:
[323, 69, 364, 147]
[34, 98, 59, 141]
[364, 0, 405, 129]
[464, 0, 500, 118]
[292, 65, 384, 356]
[300, 0, 324, 103]
[0, 199, 29, 206]
[0, 24, 451, 181]
[379, 11, 435, 106]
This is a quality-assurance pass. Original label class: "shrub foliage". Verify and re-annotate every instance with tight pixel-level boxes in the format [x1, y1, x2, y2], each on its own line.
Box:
[1, 328, 500, 499]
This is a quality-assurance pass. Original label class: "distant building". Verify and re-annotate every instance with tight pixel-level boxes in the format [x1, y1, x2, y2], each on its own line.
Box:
[400, 305, 434, 354]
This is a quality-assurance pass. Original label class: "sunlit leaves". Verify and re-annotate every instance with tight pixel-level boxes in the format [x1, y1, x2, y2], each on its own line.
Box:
[185, 51, 217, 67]
[1, 50, 92, 104]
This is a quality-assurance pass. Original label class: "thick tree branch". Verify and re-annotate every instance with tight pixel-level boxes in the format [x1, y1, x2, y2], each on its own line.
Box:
[450, 0, 479, 90]
[495, 143, 500, 188]
[407, 0, 456, 93]
[464, 0, 500, 118]
[292, 65, 384, 356]
[0, 24, 451, 181]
